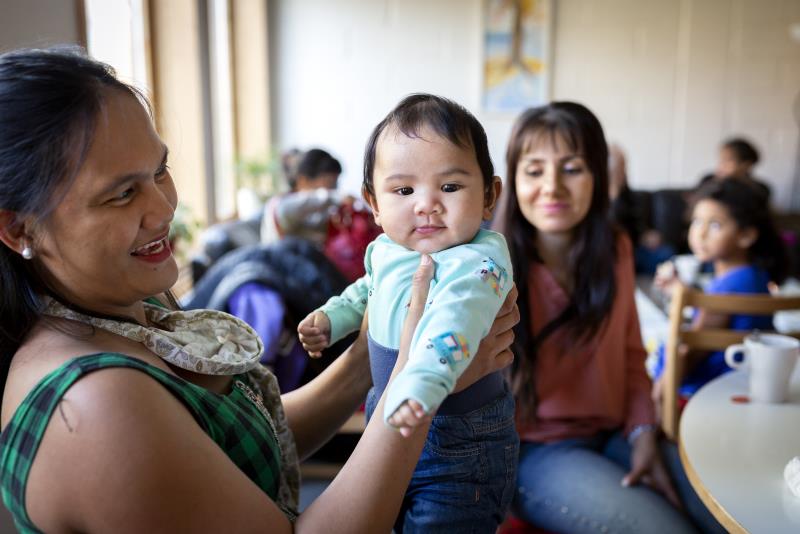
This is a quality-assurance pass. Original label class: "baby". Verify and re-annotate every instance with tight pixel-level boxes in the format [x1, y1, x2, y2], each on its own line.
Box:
[298, 94, 518, 531]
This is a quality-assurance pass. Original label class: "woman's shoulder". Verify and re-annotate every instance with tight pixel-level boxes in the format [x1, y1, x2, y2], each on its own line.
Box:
[17, 359, 244, 533]
[2, 322, 170, 428]
[614, 229, 633, 257]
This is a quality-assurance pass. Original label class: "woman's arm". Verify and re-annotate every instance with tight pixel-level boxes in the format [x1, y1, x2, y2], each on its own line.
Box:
[283, 275, 519, 460]
[281, 317, 373, 460]
[295, 255, 437, 532]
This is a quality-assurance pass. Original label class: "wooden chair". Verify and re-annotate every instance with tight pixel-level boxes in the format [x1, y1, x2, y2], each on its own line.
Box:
[661, 284, 800, 440]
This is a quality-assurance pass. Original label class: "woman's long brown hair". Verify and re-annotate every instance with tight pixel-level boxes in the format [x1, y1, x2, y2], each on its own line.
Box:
[492, 102, 618, 421]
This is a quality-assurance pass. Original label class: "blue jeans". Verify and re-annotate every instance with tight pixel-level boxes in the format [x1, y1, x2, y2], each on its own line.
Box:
[366, 386, 519, 533]
[514, 432, 726, 534]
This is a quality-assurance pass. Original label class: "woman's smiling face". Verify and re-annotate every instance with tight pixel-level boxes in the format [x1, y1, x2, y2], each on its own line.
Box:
[514, 133, 594, 239]
[32, 89, 178, 317]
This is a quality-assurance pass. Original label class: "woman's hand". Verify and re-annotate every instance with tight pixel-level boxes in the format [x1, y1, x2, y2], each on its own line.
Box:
[651, 377, 665, 424]
[387, 254, 437, 437]
[453, 284, 520, 393]
[622, 431, 682, 509]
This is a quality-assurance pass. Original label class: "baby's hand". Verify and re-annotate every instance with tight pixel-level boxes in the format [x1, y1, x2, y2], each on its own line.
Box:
[297, 311, 331, 358]
[387, 399, 429, 438]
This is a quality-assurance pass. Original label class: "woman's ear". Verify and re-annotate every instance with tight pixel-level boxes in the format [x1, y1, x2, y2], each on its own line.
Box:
[483, 177, 503, 221]
[0, 210, 31, 256]
[362, 185, 382, 226]
[737, 226, 758, 250]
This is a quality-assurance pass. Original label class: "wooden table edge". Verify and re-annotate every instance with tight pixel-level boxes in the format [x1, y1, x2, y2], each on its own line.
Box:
[677, 438, 748, 534]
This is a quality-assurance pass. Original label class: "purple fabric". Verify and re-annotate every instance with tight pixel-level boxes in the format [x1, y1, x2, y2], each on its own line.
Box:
[228, 282, 307, 392]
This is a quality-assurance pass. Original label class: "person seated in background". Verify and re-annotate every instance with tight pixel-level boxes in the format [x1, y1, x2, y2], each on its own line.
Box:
[495, 101, 724, 534]
[608, 143, 674, 274]
[261, 147, 344, 246]
[651, 178, 788, 409]
[697, 136, 770, 202]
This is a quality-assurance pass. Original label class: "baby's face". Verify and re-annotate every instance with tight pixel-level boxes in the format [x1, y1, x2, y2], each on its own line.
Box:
[367, 125, 495, 254]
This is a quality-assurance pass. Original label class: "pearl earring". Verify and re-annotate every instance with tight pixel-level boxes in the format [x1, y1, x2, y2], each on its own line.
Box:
[21, 244, 34, 260]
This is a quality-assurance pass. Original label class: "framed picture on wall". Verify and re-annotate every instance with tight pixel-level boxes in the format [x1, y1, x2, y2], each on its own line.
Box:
[482, 0, 553, 113]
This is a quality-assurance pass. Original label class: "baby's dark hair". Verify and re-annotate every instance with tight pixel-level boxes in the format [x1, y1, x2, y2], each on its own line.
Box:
[362, 93, 494, 198]
[722, 137, 759, 166]
[691, 179, 787, 283]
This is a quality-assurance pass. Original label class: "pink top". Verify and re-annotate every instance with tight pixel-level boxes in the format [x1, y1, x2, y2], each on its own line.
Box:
[517, 234, 655, 443]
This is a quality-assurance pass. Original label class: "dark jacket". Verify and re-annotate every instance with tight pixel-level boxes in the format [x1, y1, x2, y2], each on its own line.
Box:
[185, 237, 349, 324]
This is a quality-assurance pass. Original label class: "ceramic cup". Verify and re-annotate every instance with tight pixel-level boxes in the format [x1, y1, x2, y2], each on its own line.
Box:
[725, 333, 800, 403]
[673, 254, 701, 286]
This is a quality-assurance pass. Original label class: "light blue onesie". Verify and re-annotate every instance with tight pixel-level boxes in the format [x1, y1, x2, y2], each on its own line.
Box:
[319, 228, 513, 422]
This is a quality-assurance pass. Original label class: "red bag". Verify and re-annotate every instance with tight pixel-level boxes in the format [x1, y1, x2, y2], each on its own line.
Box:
[324, 202, 382, 282]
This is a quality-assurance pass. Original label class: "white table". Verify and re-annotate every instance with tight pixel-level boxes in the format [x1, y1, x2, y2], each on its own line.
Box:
[679, 366, 800, 533]
[634, 285, 669, 374]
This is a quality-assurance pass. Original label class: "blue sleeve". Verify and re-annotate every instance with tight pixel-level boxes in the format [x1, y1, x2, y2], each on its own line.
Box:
[706, 265, 769, 295]
[318, 242, 374, 343]
[383, 233, 512, 421]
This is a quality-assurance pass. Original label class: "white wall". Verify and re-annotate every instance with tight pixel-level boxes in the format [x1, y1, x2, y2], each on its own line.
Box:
[0, 0, 82, 51]
[269, 0, 485, 193]
[270, 0, 800, 210]
[552, 0, 800, 205]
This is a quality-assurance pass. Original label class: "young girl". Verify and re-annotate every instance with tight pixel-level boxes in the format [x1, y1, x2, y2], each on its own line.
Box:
[298, 93, 518, 532]
[652, 178, 788, 399]
[493, 101, 723, 533]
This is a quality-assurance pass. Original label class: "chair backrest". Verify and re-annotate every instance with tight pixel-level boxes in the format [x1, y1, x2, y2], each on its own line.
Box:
[661, 284, 800, 440]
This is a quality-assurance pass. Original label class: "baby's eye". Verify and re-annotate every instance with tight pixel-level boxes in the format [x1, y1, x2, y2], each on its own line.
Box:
[395, 187, 413, 196]
[563, 165, 584, 175]
[442, 183, 462, 193]
[709, 221, 722, 231]
[524, 168, 543, 178]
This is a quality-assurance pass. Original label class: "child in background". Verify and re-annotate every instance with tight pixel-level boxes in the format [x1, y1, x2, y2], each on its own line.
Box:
[652, 178, 788, 402]
[298, 93, 517, 532]
[260, 148, 343, 247]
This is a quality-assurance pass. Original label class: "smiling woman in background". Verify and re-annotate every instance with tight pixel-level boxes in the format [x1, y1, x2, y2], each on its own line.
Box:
[0, 47, 518, 533]
[493, 102, 725, 534]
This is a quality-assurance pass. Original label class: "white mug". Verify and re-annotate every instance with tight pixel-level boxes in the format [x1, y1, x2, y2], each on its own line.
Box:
[673, 254, 701, 285]
[724, 333, 800, 403]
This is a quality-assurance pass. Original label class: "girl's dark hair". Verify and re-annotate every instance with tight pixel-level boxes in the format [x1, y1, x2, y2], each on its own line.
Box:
[691, 178, 787, 283]
[0, 47, 146, 391]
[492, 101, 617, 419]
[362, 93, 494, 198]
[722, 137, 759, 165]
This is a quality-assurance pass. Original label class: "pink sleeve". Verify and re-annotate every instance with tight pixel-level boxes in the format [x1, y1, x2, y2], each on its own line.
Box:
[618, 235, 656, 435]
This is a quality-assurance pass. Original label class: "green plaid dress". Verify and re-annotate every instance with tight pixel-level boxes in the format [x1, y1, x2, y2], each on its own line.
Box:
[0, 353, 284, 533]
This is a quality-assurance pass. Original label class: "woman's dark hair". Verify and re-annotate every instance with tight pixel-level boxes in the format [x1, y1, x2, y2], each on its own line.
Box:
[722, 137, 759, 166]
[0, 46, 146, 391]
[691, 178, 787, 283]
[293, 148, 342, 189]
[492, 101, 617, 419]
[362, 93, 494, 199]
